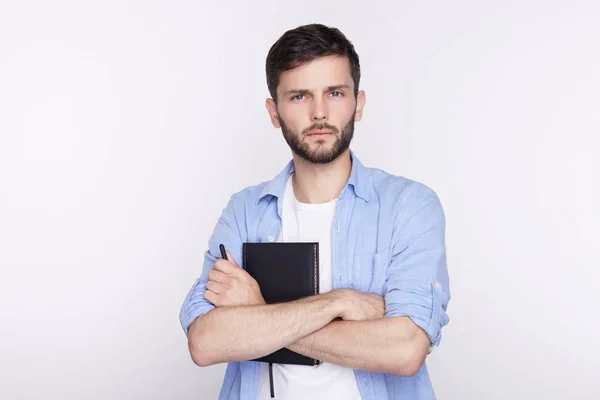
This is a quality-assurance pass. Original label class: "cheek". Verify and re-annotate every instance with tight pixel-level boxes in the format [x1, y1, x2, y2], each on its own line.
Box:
[330, 99, 355, 117]
[279, 107, 312, 132]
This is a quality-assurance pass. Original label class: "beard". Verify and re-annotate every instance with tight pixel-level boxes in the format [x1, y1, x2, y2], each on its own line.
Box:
[279, 113, 355, 164]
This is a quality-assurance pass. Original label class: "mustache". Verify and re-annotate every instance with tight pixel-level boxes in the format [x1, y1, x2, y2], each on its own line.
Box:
[301, 123, 339, 135]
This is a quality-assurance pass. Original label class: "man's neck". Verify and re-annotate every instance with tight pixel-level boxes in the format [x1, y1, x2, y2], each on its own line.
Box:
[291, 150, 352, 204]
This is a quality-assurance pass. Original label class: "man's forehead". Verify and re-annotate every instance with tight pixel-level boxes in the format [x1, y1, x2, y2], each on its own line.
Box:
[278, 55, 353, 92]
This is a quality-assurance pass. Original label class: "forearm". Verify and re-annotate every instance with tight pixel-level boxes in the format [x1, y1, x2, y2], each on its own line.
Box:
[188, 292, 341, 366]
[287, 316, 428, 376]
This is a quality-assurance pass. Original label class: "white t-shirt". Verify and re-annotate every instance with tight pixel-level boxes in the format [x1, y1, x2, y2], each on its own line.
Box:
[257, 175, 362, 400]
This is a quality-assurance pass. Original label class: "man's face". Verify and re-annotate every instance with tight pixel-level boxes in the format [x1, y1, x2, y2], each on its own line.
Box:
[266, 55, 366, 164]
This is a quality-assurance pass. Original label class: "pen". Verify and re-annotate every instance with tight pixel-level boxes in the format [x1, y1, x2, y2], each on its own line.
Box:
[219, 244, 227, 260]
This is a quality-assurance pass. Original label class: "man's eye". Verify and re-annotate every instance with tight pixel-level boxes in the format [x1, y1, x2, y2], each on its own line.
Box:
[331, 91, 342, 97]
[292, 94, 304, 101]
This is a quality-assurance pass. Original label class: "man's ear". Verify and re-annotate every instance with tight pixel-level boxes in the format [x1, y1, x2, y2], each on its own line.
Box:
[354, 90, 366, 122]
[265, 98, 281, 128]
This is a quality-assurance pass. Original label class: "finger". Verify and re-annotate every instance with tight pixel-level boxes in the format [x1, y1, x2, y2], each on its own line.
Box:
[206, 280, 225, 294]
[204, 289, 217, 304]
[208, 269, 228, 283]
[213, 259, 238, 274]
[225, 250, 239, 267]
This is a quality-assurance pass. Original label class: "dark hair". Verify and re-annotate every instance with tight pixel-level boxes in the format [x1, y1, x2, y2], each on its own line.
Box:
[266, 24, 361, 102]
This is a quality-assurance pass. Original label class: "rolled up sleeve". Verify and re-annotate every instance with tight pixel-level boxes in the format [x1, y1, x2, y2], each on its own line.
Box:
[384, 188, 451, 347]
[179, 193, 244, 336]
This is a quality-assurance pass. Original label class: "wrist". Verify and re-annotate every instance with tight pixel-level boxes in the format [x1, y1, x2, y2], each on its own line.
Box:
[326, 289, 350, 318]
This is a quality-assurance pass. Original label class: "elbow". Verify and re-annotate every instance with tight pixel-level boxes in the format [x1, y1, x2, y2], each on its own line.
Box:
[396, 356, 424, 377]
[392, 341, 427, 377]
[189, 339, 214, 367]
[191, 353, 216, 368]
[187, 318, 217, 367]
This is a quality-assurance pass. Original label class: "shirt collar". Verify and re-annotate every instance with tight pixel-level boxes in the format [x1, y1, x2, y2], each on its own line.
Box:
[257, 150, 371, 205]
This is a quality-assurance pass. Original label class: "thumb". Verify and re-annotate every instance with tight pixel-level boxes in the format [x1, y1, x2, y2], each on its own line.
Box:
[225, 250, 238, 266]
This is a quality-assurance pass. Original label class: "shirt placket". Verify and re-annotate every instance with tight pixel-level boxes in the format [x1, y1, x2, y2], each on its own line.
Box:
[332, 189, 347, 290]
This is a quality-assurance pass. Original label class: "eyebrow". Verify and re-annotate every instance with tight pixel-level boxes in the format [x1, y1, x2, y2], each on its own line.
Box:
[283, 85, 352, 96]
[326, 85, 351, 92]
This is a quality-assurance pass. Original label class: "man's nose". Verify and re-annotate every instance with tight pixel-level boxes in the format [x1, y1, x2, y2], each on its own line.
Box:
[311, 98, 328, 121]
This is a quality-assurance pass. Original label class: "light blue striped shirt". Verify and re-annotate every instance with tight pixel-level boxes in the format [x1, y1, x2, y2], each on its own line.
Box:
[180, 151, 451, 399]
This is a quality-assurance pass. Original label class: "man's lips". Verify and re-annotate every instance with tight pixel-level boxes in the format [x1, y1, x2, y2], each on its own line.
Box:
[307, 130, 333, 136]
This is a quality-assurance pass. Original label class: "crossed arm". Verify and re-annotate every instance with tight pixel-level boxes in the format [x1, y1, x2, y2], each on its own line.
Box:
[184, 189, 448, 377]
[285, 316, 429, 376]
[186, 252, 430, 377]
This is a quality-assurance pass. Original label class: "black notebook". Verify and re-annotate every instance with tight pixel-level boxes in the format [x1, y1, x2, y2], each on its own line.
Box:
[242, 242, 321, 366]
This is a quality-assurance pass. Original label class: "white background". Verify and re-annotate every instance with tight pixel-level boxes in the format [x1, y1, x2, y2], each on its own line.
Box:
[1, 1, 599, 399]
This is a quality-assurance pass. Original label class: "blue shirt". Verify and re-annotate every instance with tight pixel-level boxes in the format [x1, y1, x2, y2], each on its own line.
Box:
[180, 151, 451, 400]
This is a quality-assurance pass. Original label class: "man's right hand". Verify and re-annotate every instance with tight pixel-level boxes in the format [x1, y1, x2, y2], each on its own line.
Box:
[334, 289, 386, 321]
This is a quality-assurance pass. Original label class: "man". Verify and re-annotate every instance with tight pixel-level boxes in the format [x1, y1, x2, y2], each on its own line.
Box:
[180, 24, 450, 400]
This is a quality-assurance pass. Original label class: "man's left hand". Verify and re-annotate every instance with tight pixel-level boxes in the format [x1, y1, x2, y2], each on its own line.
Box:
[204, 250, 266, 307]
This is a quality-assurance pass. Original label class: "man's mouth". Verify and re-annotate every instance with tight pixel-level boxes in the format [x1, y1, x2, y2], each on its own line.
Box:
[307, 130, 333, 137]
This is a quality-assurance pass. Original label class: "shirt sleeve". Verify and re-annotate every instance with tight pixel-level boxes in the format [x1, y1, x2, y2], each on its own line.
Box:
[179, 193, 244, 336]
[384, 187, 451, 347]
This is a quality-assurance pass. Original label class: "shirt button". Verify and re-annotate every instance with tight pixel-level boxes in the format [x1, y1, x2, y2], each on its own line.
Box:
[268, 235, 275, 242]
[434, 282, 441, 289]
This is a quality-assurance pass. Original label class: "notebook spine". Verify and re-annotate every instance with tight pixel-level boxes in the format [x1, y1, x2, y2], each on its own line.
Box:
[313, 242, 321, 366]
[313, 243, 318, 296]
[242, 243, 246, 271]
